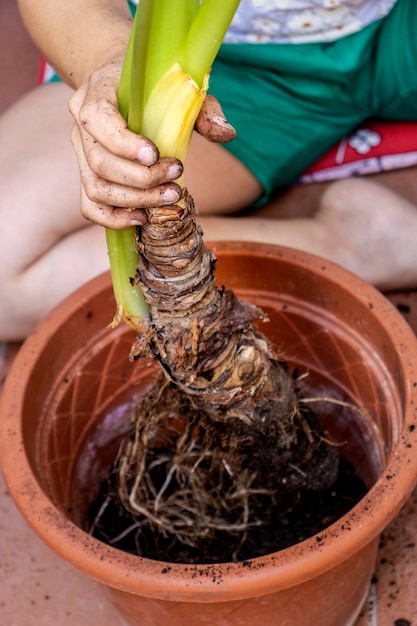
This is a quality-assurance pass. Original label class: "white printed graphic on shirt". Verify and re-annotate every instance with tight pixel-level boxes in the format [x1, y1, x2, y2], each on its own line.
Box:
[224, 0, 398, 44]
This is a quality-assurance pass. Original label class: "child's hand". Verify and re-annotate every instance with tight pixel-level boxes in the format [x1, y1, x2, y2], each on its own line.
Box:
[69, 59, 235, 230]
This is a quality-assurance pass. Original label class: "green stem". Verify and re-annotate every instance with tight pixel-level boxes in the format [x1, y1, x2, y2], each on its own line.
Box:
[105, 228, 149, 326]
[105, 0, 154, 324]
[105, 0, 240, 328]
[125, 0, 154, 133]
[144, 0, 198, 102]
[182, 0, 240, 86]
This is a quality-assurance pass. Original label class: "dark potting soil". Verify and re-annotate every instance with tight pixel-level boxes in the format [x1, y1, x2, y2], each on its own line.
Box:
[89, 455, 367, 565]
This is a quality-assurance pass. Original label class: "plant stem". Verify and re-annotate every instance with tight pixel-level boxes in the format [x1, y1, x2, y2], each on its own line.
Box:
[105, 0, 240, 329]
[182, 0, 240, 87]
[105, 228, 149, 328]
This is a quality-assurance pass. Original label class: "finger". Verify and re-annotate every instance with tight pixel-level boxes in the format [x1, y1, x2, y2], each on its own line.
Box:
[80, 165, 182, 211]
[80, 187, 148, 229]
[72, 125, 182, 210]
[195, 94, 237, 143]
[77, 126, 183, 189]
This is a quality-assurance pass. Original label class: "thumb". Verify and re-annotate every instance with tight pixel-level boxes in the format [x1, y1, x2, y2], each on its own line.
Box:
[194, 94, 237, 143]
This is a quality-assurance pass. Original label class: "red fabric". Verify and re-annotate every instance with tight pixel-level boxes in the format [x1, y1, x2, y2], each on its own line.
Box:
[300, 120, 417, 182]
[37, 57, 57, 84]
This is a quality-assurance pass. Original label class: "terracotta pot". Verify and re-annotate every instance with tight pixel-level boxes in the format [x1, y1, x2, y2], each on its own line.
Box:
[2, 241, 417, 626]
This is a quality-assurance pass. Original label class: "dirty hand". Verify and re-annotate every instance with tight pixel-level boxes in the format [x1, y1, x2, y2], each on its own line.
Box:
[69, 59, 236, 230]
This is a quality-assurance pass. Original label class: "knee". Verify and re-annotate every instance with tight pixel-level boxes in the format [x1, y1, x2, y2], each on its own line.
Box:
[319, 177, 390, 216]
[319, 178, 363, 214]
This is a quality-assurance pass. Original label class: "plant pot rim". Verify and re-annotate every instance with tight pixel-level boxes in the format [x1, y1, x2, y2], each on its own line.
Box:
[2, 241, 417, 602]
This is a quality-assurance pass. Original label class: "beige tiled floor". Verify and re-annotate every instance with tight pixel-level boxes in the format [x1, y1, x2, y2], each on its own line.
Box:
[1, 289, 417, 626]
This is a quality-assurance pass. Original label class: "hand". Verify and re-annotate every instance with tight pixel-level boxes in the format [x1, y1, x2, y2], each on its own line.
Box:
[69, 59, 236, 230]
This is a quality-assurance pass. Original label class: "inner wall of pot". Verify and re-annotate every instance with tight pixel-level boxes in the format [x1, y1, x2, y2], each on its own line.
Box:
[21, 241, 407, 539]
[29, 283, 399, 532]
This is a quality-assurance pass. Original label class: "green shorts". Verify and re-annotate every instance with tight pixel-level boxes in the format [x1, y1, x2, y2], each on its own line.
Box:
[209, 0, 417, 204]
[43, 0, 417, 205]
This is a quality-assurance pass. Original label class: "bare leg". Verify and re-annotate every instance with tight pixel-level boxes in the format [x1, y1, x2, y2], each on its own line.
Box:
[199, 175, 417, 291]
[315, 177, 417, 290]
[0, 83, 109, 339]
[186, 132, 262, 214]
[255, 166, 417, 220]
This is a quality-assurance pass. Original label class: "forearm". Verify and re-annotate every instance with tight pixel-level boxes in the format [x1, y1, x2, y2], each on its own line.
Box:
[17, 0, 132, 88]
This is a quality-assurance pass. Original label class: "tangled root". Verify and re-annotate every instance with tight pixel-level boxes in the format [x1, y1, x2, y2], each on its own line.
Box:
[91, 364, 340, 564]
